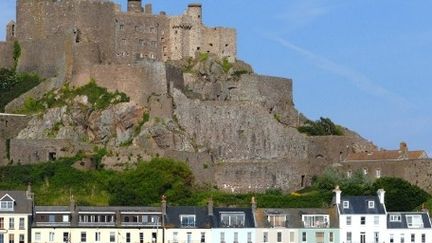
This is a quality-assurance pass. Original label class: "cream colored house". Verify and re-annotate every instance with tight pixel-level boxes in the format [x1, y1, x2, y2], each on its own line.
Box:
[0, 188, 33, 243]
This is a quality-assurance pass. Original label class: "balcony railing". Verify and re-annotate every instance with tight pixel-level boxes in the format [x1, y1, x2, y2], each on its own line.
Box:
[121, 222, 162, 227]
[78, 222, 116, 226]
[35, 222, 71, 227]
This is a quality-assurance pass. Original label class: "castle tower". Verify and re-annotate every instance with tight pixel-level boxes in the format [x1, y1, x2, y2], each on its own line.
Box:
[6, 20, 16, 41]
[187, 3, 202, 23]
[128, 0, 143, 13]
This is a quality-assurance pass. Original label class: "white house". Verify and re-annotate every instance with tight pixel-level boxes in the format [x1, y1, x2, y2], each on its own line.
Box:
[334, 186, 387, 243]
[386, 211, 432, 243]
[0, 187, 33, 243]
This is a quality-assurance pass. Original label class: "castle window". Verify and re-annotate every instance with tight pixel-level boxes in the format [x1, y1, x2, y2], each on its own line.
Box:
[225, 44, 229, 47]
[376, 169, 381, 178]
[196, 47, 201, 51]
[48, 152, 57, 161]
[120, 24, 124, 30]
[209, 43, 213, 47]
[347, 170, 352, 178]
[363, 168, 368, 175]
[139, 39, 144, 46]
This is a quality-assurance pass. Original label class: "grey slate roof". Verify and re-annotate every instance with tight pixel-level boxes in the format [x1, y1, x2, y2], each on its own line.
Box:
[165, 206, 211, 228]
[387, 212, 432, 229]
[0, 191, 32, 214]
[212, 208, 255, 228]
[339, 196, 386, 214]
[35, 206, 161, 213]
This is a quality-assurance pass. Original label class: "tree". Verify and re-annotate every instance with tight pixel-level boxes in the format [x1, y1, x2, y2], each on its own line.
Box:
[373, 177, 430, 211]
[297, 117, 344, 136]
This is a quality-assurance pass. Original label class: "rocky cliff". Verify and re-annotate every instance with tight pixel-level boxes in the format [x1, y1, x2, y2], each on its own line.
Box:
[2, 55, 376, 192]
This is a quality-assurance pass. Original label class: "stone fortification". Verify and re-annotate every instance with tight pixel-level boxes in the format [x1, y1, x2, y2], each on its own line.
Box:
[0, 0, 236, 79]
[0, 42, 13, 70]
[0, 114, 31, 165]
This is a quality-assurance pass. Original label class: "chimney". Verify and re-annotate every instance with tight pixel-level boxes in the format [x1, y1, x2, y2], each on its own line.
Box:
[251, 196, 257, 212]
[161, 195, 167, 216]
[400, 142, 408, 158]
[26, 183, 33, 200]
[377, 189, 385, 204]
[333, 185, 341, 204]
[207, 198, 214, 216]
[69, 194, 78, 226]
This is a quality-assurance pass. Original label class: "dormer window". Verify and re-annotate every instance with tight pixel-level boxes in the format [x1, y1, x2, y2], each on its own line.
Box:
[267, 214, 287, 227]
[390, 214, 401, 222]
[180, 215, 196, 227]
[220, 212, 245, 228]
[406, 215, 423, 228]
[343, 201, 349, 209]
[0, 194, 15, 211]
[368, 201, 375, 208]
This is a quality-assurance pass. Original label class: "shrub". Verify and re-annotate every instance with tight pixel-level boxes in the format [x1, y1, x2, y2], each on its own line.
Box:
[298, 117, 344, 136]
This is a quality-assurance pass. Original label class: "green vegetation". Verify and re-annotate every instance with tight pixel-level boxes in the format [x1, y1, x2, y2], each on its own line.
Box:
[313, 168, 431, 211]
[0, 158, 428, 210]
[219, 57, 233, 73]
[298, 117, 344, 136]
[13, 41, 21, 71]
[19, 80, 129, 114]
[0, 68, 43, 112]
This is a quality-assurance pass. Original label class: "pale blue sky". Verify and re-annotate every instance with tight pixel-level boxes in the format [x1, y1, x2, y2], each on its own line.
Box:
[0, 0, 431, 155]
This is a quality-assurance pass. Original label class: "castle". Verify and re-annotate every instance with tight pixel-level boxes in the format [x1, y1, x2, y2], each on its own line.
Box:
[1, 0, 236, 79]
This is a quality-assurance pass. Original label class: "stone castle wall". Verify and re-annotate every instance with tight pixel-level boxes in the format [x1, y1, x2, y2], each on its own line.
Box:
[341, 159, 432, 193]
[0, 42, 13, 69]
[0, 114, 31, 165]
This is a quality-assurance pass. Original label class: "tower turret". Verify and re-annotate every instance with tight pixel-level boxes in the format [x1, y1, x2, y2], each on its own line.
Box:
[187, 3, 202, 23]
[6, 21, 16, 41]
[128, 0, 143, 13]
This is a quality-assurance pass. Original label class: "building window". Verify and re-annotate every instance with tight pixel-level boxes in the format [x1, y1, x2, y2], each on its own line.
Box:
[390, 234, 394, 243]
[263, 232, 268, 242]
[421, 233, 426, 243]
[126, 233, 131, 243]
[186, 232, 192, 243]
[234, 232, 238, 243]
[180, 215, 196, 227]
[346, 232, 352, 243]
[406, 215, 424, 228]
[9, 234, 14, 243]
[81, 232, 86, 242]
[329, 232, 334, 242]
[200, 232, 205, 243]
[63, 232, 69, 243]
[315, 232, 324, 243]
[0, 218, 3, 229]
[390, 214, 402, 222]
[0, 234, 4, 243]
[172, 232, 178, 243]
[120, 24, 124, 30]
[18, 235, 23, 243]
[368, 201, 375, 208]
[18, 218, 24, 230]
[267, 214, 287, 227]
[49, 232, 55, 242]
[346, 216, 351, 226]
[374, 232, 379, 243]
[62, 215, 69, 222]
[110, 232, 115, 243]
[302, 232, 307, 242]
[48, 215, 55, 222]
[376, 169, 381, 178]
[401, 234, 405, 243]
[343, 201, 349, 209]
[8, 218, 14, 230]
[374, 216, 379, 225]
[302, 215, 329, 228]
[34, 233, 41, 242]
[95, 232, 100, 242]
[140, 232, 144, 243]
[220, 213, 245, 228]
[411, 233, 415, 243]
[360, 216, 366, 225]
[277, 232, 282, 242]
[360, 232, 365, 243]
[0, 201, 14, 211]
[220, 232, 225, 243]
[247, 232, 252, 243]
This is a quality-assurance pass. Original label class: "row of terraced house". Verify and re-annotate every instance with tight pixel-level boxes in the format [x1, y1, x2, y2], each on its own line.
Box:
[0, 186, 431, 243]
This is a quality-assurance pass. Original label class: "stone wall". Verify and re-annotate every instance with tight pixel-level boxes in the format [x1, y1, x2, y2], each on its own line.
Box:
[72, 60, 183, 106]
[0, 114, 31, 165]
[341, 159, 432, 193]
[173, 88, 309, 162]
[9, 139, 92, 165]
[0, 42, 13, 69]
